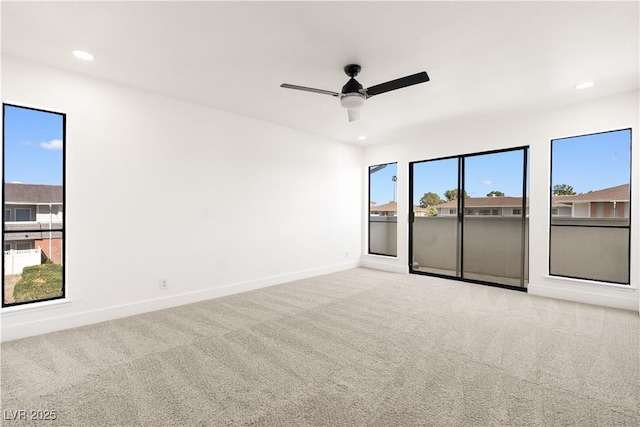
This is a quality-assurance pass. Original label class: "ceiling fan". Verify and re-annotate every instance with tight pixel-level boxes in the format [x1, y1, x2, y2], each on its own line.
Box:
[280, 64, 429, 122]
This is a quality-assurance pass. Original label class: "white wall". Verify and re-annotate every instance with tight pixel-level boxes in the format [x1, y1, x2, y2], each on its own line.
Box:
[1, 55, 363, 341]
[362, 90, 639, 312]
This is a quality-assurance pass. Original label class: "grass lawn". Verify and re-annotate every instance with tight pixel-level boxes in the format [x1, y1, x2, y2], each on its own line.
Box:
[13, 263, 63, 303]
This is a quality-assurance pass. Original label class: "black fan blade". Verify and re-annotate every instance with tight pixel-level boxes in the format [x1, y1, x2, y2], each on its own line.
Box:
[365, 72, 429, 97]
[280, 84, 340, 97]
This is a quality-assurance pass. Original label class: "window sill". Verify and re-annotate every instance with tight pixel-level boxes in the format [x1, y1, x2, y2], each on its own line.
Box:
[544, 275, 636, 291]
[1, 298, 72, 317]
[366, 253, 399, 259]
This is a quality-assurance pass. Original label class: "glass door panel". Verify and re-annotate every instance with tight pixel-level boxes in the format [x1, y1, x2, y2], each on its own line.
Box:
[410, 157, 460, 278]
[462, 149, 528, 287]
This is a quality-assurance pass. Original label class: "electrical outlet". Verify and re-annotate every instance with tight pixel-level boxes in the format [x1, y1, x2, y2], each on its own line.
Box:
[159, 278, 168, 290]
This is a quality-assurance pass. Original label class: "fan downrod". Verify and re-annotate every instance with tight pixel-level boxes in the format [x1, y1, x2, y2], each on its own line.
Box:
[344, 64, 361, 78]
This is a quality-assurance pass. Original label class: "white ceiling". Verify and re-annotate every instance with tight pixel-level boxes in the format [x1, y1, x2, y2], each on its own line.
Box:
[2, 1, 638, 145]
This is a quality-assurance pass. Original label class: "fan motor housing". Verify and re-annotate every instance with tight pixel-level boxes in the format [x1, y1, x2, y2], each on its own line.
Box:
[342, 78, 363, 95]
[344, 64, 361, 77]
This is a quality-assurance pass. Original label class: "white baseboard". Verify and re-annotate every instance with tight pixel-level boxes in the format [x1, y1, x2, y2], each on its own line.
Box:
[360, 258, 408, 274]
[1, 261, 361, 342]
[528, 282, 638, 312]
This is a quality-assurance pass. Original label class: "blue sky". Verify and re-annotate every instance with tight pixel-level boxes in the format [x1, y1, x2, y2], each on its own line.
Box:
[3, 105, 64, 186]
[370, 163, 399, 205]
[371, 129, 630, 206]
[551, 129, 631, 194]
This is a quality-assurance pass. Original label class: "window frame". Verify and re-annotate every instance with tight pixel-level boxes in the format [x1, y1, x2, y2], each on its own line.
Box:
[2, 103, 66, 307]
[368, 162, 398, 257]
[548, 128, 632, 285]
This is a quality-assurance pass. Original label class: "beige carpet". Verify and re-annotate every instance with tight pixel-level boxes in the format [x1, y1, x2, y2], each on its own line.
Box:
[1, 268, 638, 426]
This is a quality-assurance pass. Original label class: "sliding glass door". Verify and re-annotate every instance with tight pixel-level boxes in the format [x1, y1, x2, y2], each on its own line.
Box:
[410, 147, 528, 289]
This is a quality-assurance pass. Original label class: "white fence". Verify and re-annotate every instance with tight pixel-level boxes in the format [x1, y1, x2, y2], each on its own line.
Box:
[4, 248, 42, 275]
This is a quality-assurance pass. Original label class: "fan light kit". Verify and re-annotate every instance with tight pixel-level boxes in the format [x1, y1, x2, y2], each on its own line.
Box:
[281, 64, 429, 122]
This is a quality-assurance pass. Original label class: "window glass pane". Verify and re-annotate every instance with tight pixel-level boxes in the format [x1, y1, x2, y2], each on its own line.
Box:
[16, 242, 33, 251]
[15, 208, 31, 221]
[411, 157, 460, 277]
[550, 129, 631, 284]
[3, 105, 65, 305]
[369, 163, 397, 256]
[463, 149, 528, 287]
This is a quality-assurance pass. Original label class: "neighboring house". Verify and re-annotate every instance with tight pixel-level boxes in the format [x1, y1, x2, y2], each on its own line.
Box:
[436, 196, 528, 217]
[554, 183, 630, 218]
[433, 183, 629, 218]
[370, 201, 432, 217]
[551, 196, 573, 217]
[413, 206, 434, 217]
[4, 183, 63, 268]
[370, 201, 397, 216]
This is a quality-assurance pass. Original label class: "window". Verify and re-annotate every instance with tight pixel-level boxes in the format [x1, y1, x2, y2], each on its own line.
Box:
[513, 208, 521, 215]
[550, 129, 631, 284]
[3, 104, 65, 306]
[15, 208, 31, 222]
[369, 162, 397, 256]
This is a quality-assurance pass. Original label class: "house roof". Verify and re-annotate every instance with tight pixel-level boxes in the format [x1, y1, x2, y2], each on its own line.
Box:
[556, 183, 630, 203]
[371, 201, 397, 212]
[370, 201, 431, 213]
[432, 184, 630, 210]
[437, 197, 527, 209]
[4, 183, 63, 204]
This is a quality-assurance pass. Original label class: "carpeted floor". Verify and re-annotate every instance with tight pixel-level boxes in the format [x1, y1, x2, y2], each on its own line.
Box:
[1, 268, 638, 426]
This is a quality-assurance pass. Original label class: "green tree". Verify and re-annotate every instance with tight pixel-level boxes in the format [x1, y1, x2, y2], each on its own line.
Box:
[444, 189, 469, 201]
[486, 190, 505, 197]
[552, 184, 576, 195]
[426, 207, 438, 217]
[420, 192, 442, 207]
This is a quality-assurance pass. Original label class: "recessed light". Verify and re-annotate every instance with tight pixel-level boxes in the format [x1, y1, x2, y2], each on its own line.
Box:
[575, 81, 594, 90]
[73, 50, 94, 61]
[358, 136, 367, 140]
